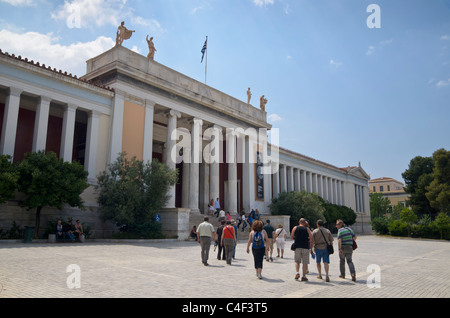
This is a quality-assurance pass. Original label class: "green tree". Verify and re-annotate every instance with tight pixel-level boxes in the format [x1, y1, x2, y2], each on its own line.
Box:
[400, 208, 418, 237]
[402, 155, 435, 216]
[0, 155, 18, 203]
[96, 153, 178, 238]
[270, 191, 325, 230]
[433, 212, 450, 240]
[426, 148, 450, 213]
[369, 192, 390, 218]
[16, 151, 89, 238]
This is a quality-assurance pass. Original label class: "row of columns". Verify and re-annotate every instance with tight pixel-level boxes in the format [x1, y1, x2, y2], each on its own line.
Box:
[0, 87, 100, 180]
[273, 163, 346, 206]
[157, 107, 241, 213]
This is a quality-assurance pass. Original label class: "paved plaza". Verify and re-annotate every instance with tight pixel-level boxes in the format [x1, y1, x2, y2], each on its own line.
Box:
[0, 235, 449, 299]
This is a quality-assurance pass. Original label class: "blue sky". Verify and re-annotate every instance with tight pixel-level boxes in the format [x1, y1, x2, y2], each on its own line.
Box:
[1, 0, 449, 183]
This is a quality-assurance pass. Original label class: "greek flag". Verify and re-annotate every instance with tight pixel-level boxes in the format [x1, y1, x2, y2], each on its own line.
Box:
[201, 37, 207, 63]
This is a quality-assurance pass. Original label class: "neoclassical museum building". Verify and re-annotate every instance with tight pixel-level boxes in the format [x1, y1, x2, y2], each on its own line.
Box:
[0, 43, 372, 239]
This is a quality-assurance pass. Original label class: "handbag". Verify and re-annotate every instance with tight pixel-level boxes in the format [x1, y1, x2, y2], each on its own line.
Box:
[290, 242, 296, 251]
[320, 228, 334, 255]
[352, 240, 358, 250]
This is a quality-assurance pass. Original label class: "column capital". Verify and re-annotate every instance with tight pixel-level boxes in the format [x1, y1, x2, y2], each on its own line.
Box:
[166, 109, 181, 118]
[188, 117, 203, 126]
[145, 99, 156, 108]
[8, 87, 23, 97]
[39, 96, 52, 104]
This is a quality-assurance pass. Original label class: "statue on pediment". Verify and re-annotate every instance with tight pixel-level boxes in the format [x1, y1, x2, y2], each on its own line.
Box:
[247, 87, 252, 104]
[146, 35, 157, 60]
[116, 21, 135, 46]
[260, 95, 268, 111]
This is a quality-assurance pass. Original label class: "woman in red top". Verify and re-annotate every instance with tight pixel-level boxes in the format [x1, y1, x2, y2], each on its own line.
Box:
[221, 220, 237, 265]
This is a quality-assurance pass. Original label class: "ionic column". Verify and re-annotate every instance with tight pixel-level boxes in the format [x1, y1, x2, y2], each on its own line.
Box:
[142, 100, 155, 163]
[32, 96, 51, 152]
[280, 164, 287, 192]
[85, 110, 100, 181]
[226, 128, 238, 214]
[209, 124, 222, 205]
[60, 104, 77, 162]
[272, 163, 280, 198]
[189, 118, 203, 213]
[164, 109, 181, 208]
[300, 170, 306, 191]
[109, 93, 124, 164]
[287, 166, 294, 192]
[0, 87, 22, 159]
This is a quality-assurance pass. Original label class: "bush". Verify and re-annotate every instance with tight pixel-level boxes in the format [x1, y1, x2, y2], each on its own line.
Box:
[371, 217, 389, 235]
[270, 191, 325, 230]
[388, 220, 410, 237]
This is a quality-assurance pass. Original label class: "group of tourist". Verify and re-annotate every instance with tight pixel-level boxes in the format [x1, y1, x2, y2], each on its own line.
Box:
[195, 215, 357, 282]
[55, 219, 84, 242]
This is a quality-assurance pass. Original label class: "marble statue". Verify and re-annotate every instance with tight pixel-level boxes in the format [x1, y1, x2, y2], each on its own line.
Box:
[146, 35, 157, 60]
[116, 21, 135, 46]
[260, 95, 268, 111]
[247, 87, 252, 104]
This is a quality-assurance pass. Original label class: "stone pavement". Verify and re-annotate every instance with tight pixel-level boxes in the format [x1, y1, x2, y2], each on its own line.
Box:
[0, 235, 449, 299]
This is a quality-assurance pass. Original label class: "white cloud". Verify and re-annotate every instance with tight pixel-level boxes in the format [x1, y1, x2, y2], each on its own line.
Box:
[0, 29, 115, 76]
[51, 0, 163, 34]
[366, 39, 393, 56]
[253, 0, 274, 7]
[268, 114, 282, 123]
[366, 45, 375, 55]
[435, 78, 450, 87]
[329, 59, 343, 67]
[0, 0, 34, 6]
[441, 35, 450, 40]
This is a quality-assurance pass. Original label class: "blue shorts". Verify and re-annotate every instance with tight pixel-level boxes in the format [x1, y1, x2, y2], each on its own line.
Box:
[315, 248, 330, 264]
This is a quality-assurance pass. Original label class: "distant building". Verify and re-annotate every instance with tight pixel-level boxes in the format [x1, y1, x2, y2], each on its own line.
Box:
[369, 177, 410, 208]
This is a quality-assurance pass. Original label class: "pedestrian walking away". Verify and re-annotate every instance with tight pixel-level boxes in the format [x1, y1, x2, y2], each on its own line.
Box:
[221, 220, 237, 265]
[312, 219, 333, 282]
[216, 220, 226, 260]
[274, 224, 287, 258]
[291, 218, 314, 281]
[197, 217, 216, 266]
[336, 219, 357, 281]
[263, 219, 275, 262]
[246, 220, 269, 279]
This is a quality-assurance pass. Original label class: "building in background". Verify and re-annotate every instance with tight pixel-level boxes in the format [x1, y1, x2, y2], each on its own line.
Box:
[369, 177, 410, 208]
[1, 45, 372, 238]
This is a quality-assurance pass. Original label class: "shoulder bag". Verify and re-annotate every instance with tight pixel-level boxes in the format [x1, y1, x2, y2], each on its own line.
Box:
[320, 228, 334, 255]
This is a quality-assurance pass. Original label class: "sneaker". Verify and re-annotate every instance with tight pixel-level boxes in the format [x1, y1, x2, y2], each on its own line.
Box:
[270, 257, 273, 262]
[339, 275, 345, 279]
[317, 275, 323, 279]
[326, 276, 330, 282]
[351, 274, 356, 282]
[301, 276, 308, 282]
[295, 273, 300, 280]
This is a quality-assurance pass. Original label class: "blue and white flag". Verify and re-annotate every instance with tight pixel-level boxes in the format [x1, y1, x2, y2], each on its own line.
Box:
[201, 37, 207, 63]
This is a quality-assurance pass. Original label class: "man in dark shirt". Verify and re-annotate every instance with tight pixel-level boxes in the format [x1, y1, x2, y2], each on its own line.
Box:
[263, 220, 275, 262]
[63, 220, 75, 242]
[290, 218, 314, 281]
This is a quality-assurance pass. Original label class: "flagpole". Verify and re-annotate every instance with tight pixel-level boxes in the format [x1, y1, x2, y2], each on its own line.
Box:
[205, 36, 208, 85]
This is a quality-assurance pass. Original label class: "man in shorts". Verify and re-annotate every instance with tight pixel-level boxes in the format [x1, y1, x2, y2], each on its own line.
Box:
[291, 218, 314, 281]
[312, 219, 333, 282]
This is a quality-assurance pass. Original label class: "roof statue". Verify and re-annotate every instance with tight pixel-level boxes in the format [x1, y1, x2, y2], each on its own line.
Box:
[146, 35, 157, 60]
[260, 95, 268, 111]
[247, 87, 252, 104]
[116, 21, 135, 46]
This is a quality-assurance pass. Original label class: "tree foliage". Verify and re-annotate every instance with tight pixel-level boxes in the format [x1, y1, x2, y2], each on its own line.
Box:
[15, 151, 89, 238]
[0, 155, 18, 204]
[96, 153, 178, 238]
[369, 192, 391, 219]
[270, 191, 326, 230]
[426, 148, 450, 213]
[402, 155, 435, 216]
